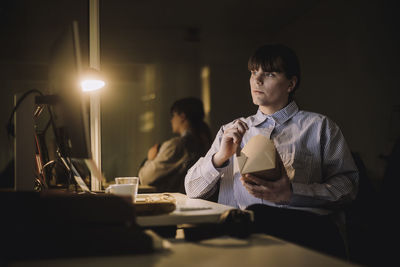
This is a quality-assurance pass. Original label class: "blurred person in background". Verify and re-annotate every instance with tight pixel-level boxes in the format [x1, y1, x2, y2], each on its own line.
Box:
[139, 97, 212, 193]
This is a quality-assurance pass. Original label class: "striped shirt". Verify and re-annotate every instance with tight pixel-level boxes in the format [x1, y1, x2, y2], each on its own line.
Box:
[184, 101, 359, 215]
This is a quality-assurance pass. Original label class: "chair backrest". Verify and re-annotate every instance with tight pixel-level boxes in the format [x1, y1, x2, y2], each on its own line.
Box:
[350, 151, 375, 213]
[381, 138, 400, 201]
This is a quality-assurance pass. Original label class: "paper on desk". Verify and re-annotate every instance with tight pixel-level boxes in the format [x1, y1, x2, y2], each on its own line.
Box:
[234, 134, 281, 180]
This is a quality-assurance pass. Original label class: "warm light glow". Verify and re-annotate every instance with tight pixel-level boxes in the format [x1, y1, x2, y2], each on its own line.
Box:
[81, 79, 105, 92]
[201, 66, 211, 124]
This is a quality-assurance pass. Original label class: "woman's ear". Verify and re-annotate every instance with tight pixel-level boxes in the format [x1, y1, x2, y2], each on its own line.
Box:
[288, 76, 298, 93]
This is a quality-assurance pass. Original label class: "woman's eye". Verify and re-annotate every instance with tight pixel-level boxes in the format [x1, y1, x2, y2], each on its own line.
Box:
[265, 73, 274, 77]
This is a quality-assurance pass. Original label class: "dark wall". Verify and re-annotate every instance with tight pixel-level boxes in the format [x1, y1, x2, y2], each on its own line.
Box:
[274, 0, 399, 186]
[98, 0, 320, 179]
[1, 0, 398, 189]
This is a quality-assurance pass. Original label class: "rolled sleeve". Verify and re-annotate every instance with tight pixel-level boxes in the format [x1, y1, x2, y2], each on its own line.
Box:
[185, 128, 225, 199]
[201, 154, 222, 184]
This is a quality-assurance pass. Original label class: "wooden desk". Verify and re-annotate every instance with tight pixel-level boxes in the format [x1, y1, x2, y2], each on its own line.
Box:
[6, 194, 358, 266]
[8, 234, 358, 267]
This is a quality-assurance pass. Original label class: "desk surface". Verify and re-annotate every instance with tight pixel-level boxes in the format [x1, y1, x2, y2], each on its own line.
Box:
[9, 234, 357, 267]
[7, 194, 358, 267]
[136, 193, 235, 227]
[138, 185, 158, 193]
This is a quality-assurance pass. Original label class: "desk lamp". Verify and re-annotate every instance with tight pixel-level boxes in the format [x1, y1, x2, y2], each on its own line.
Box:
[81, 68, 106, 92]
[80, 68, 105, 191]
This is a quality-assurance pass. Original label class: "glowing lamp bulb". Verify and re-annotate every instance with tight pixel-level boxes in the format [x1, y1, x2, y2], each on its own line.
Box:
[81, 79, 105, 92]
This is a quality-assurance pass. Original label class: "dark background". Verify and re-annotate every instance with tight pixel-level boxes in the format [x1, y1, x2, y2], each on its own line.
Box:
[0, 0, 399, 190]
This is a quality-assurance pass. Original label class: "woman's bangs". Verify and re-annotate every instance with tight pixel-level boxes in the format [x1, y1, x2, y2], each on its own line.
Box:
[248, 55, 284, 73]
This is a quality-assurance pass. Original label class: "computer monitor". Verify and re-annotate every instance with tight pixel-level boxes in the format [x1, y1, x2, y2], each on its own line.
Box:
[47, 20, 91, 160]
[44, 20, 92, 191]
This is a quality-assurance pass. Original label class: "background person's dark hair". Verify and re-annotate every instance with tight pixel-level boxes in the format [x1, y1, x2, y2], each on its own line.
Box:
[170, 97, 212, 155]
[171, 97, 205, 123]
[248, 44, 301, 101]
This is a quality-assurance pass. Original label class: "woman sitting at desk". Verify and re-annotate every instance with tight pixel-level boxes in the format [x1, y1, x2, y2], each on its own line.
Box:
[138, 97, 212, 193]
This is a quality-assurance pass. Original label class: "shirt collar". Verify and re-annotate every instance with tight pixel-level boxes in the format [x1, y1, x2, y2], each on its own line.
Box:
[251, 101, 299, 127]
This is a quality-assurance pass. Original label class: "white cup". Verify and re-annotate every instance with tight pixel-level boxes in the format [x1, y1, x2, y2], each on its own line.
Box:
[115, 177, 139, 185]
[105, 183, 138, 202]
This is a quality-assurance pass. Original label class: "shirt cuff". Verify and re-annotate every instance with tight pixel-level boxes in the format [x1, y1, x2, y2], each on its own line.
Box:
[289, 182, 321, 207]
[291, 182, 313, 196]
[200, 154, 226, 185]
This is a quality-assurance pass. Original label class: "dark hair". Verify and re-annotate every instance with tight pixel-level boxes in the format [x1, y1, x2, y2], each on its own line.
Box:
[170, 97, 212, 155]
[248, 44, 301, 100]
[170, 97, 205, 123]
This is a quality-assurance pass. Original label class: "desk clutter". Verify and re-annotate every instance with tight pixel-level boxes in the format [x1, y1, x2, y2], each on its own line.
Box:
[0, 191, 254, 261]
[0, 191, 155, 260]
[134, 193, 177, 216]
